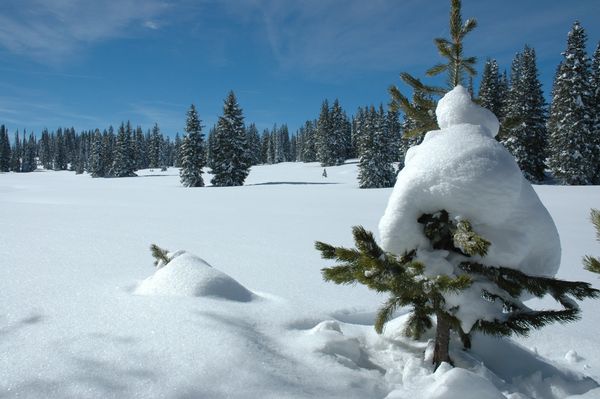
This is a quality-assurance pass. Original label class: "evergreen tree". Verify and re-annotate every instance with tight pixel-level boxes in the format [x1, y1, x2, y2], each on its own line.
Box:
[548, 21, 595, 185]
[316, 100, 347, 166]
[180, 104, 206, 187]
[110, 122, 137, 177]
[134, 126, 147, 170]
[260, 129, 270, 164]
[173, 133, 183, 167]
[211, 91, 250, 186]
[159, 136, 171, 170]
[149, 123, 162, 169]
[206, 126, 217, 169]
[590, 43, 600, 183]
[88, 130, 105, 177]
[39, 129, 52, 169]
[478, 59, 503, 117]
[386, 108, 402, 163]
[317, 212, 599, 369]
[301, 120, 318, 162]
[389, 0, 476, 137]
[0, 125, 10, 172]
[357, 106, 396, 188]
[501, 46, 547, 182]
[245, 123, 262, 166]
[329, 99, 348, 165]
[21, 132, 37, 172]
[10, 131, 21, 172]
[53, 129, 68, 170]
[101, 128, 115, 175]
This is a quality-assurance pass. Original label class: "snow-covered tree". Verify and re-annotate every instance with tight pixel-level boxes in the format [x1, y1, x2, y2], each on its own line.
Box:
[317, 86, 599, 370]
[110, 122, 137, 177]
[357, 106, 396, 188]
[211, 91, 250, 186]
[548, 22, 595, 185]
[501, 46, 547, 182]
[301, 120, 318, 162]
[590, 43, 600, 183]
[478, 59, 503, 118]
[21, 132, 37, 173]
[245, 123, 262, 166]
[180, 104, 206, 187]
[0, 125, 11, 172]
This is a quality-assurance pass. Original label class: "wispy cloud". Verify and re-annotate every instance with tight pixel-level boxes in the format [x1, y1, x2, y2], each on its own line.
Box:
[219, 0, 444, 76]
[0, 0, 169, 63]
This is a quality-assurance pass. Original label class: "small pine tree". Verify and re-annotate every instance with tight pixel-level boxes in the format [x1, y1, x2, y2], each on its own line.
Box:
[317, 211, 599, 369]
[179, 104, 206, 187]
[150, 243, 171, 269]
[584, 209, 600, 274]
[389, 0, 476, 137]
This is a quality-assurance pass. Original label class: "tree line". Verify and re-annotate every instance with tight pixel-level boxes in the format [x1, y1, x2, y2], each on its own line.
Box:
[0, 22, 599, 188]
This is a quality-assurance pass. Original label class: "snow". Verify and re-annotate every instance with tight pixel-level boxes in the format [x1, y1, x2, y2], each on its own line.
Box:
[135, 251, 254, 301]
[379, 85, 560, 278]
[1, 159, 599, 398]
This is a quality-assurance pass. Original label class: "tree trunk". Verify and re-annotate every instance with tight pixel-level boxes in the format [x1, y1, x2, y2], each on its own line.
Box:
[433, 311, 452, 369]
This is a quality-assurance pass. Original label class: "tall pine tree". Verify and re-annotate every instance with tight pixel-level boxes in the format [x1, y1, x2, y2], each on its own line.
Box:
[180, 104, 206, 187]
[211, 91, 250, 186]
[548, 21, 595, 185]
[502, 46, 547, 182]
[110, 122, 137, 177]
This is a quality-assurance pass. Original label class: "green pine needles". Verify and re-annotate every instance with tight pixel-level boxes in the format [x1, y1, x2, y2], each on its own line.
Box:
[316, 210, 599, 369]
[389, 0, 477, 138]
[150, 243, 170, 268]
[584, 209, 600, 274]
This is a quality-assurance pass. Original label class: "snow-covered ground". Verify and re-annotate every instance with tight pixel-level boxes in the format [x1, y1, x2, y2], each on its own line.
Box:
[1, 163, 599, 398]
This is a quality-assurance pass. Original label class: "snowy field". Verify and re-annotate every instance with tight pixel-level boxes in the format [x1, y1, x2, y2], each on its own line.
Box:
[1, 162, 600, 398]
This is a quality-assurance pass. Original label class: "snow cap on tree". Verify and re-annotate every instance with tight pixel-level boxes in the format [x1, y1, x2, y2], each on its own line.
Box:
[379, 85, 560, 279]
[436, 85, 499, 137]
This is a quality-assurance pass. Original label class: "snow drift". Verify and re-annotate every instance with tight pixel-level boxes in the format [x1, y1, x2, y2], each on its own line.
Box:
[135, 251, 254, 302]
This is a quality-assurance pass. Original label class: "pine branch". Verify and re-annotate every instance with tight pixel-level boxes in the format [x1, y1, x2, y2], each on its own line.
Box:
[375, 296, 404, 334]
[584, 255, 600, 274]
[150, 243, 170, 268]
[453, 220, 490, 256]
[459, 262, 600, 301]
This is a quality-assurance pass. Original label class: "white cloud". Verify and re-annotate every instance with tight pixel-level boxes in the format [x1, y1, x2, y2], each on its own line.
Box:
[0, 0, 169, 62]
[144, 20, 160, 30]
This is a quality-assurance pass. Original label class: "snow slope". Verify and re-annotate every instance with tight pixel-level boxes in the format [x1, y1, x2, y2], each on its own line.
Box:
[1, 163, 599, 398]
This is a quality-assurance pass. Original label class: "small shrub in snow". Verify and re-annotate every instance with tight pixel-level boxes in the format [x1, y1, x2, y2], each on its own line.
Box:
[150, 243, 171, 269]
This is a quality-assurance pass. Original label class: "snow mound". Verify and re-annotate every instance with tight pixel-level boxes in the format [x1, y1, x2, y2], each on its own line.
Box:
[135, 251, 254, 301]
[379, 85, 560, 278]
[424, 367, 505, 399]
[436, 85, 500, 137]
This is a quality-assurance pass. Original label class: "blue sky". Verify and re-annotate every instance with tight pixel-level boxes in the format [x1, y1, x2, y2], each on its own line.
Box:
[0, 0, 598, 137]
